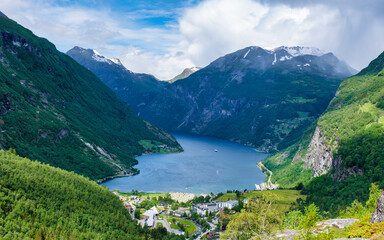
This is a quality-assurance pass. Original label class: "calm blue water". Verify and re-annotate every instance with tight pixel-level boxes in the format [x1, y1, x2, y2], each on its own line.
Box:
[101, 134, 268, 194]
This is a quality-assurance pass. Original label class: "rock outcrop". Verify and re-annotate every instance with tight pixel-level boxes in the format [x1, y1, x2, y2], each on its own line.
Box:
[301, 126, 363, 180]
[303, 126, 334, 177]
[332, 155, 363, 181]
[370, 191, 384, 223]
[317, 218, 359, 230]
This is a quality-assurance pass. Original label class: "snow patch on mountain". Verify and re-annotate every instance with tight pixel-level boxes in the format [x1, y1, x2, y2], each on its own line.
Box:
[190, 67, 201, 72]
[275, 46, 325, 57]
[168, 66, 202, 83]
[91, 50, 122, 66]
[272, 53, 277, 65]
[243, 49, 251, 59]
[106, 57, 122, 66]
[93, 49, 101, 56]
[280, 55, 293, 61]
[92, 50, 110, 64]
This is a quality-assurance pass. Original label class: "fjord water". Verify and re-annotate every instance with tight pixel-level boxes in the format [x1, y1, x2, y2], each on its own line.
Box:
[102, 134, 268, 194]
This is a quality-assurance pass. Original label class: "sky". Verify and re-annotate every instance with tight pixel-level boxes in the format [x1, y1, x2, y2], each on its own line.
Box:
[1, 0, 384, 79]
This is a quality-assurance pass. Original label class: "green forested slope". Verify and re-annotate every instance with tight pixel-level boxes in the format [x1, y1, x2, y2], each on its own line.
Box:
[264, 51, 384, 214]
[262, 123, 316, 188]
[0, 16, 181, 180]
[0, 150, 182, 240]
[303, 51, 384, 213]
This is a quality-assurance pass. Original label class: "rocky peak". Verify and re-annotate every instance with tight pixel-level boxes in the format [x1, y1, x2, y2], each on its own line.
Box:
[206, 45, 356, 77]
[67, 46, 124, 67]
[168, 67, 201, 83]
[273, 46, 326, 57]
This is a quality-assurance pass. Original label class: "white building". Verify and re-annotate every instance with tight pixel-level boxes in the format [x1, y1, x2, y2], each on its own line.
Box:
[217, 200, 239, 209]
[194, 203, 218, 215]
[142, 206, 159, 228]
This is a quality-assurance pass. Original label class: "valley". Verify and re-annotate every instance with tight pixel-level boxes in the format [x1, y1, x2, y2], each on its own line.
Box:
[0, 15, 182, 181]
[1, 2, 384, 239]
[69, 46, 356, 153]
[101, 133, 268, 194]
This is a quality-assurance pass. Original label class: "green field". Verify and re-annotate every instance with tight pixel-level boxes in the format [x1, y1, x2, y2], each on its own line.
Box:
[166, 217, 197, 235]
[156, 222, 164, 228]
[139, 140, 171, 154]
[217, 190, 306, 212]
[119, 191, 168, 200]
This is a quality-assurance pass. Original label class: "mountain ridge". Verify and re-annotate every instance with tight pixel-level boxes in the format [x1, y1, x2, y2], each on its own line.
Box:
[134, 45, 356, 152]
[0, 11, 7, 18]
[67, 46, 169, 109]
[263, 50, 384, 213]
[69, 44, 356, 152]
[168, 66, 201, 83]
[0, 16, 181, 181]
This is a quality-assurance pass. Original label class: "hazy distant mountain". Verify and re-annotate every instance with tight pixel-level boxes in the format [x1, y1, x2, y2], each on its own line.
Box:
[136, 46, 356, 152]
[67, 46, 169, 107]
[168, 67, 202, 83]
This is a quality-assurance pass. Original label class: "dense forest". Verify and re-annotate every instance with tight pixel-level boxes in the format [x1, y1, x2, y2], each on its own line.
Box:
[263, 51, 384, 215]
[0, 15, 181, 181]
[0, 149, 183, 240]
[302, 51, 384, 214]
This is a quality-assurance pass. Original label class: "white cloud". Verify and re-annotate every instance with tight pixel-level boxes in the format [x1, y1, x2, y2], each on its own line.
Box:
[1, 0, 384, 79]
[119, 47, 194, 80]
[173, 0, 384, 73]
[177, 0, 317, 67]
[123, 0, 342, 79]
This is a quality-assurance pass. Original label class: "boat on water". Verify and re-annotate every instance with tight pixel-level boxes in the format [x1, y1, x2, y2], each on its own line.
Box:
[214, 149, 218, 152]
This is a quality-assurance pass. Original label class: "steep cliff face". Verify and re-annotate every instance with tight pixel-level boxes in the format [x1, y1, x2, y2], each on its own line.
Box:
[300, 125, 362, 180]
[265, 50, 384, 212]
[299, 53, 384, 179]
[302, 126, 334, 177]
[371, 191, 384, 223]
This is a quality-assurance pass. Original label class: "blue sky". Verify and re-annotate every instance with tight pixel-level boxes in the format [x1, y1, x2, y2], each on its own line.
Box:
[56, 0, 200, 28]
[1, 0, 384, 79]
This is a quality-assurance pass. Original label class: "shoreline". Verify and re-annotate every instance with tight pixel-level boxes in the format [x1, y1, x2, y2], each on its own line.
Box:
[172, 132, 271, 154]
[99, 133, 269, 191]
[256, 162, 279, 190]
[96, 172, 136, 184]
[97, 146, 184, 184]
